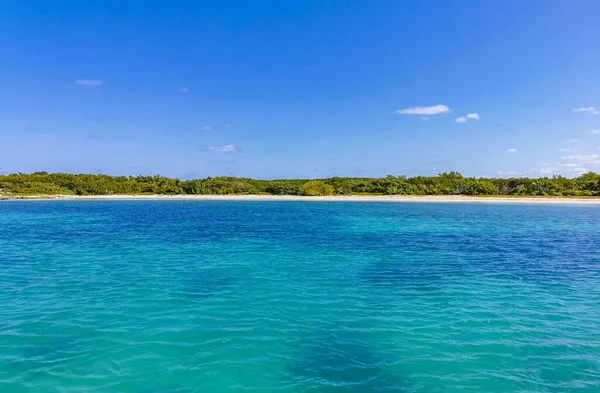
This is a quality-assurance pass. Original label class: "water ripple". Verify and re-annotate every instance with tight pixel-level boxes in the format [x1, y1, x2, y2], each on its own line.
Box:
[1, 201, 599, 392]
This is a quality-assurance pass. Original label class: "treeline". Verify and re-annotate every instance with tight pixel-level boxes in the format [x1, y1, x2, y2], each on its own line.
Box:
[1, 171, 600, 196]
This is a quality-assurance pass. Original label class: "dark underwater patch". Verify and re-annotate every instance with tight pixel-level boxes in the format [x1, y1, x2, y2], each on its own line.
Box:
[21, 336, 80, 362]
[285, 331, 410, 393]
[361, 264, 445, 292]
[2, 336, 83, 377]
[179, 270, 236, 299]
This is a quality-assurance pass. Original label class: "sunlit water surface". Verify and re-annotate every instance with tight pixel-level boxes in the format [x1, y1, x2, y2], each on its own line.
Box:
[1, 201, 599, 392]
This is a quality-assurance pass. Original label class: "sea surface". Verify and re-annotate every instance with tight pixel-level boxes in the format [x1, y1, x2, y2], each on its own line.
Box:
[1, 201, 600, 392]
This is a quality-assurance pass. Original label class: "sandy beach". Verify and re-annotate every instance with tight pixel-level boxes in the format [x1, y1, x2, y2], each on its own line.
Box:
[5, 194, 600, 204]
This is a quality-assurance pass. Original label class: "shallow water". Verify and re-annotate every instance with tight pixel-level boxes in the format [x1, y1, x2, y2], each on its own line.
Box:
[1, 201, 599, 392]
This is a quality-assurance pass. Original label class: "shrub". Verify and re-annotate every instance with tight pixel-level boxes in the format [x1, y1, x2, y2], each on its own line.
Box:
[299, 180, 334, 196]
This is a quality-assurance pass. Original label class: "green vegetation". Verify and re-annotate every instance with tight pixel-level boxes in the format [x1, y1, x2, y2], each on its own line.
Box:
[300, 180, 335, 196]
[1, 171, 599, 197]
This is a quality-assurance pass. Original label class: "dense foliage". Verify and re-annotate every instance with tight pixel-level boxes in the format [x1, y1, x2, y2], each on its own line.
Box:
[299, 180, 335, 196]
[1, 171, 600, 197]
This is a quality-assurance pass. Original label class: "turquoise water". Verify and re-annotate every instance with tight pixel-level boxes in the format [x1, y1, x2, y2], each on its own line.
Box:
[1, 201, 600, 392]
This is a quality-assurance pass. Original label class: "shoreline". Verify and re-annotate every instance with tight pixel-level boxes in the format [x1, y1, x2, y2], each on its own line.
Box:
[2, 194, 600, 204]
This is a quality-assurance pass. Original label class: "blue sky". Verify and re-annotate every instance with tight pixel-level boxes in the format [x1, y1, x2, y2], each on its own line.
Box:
[1, 0, 599, 179]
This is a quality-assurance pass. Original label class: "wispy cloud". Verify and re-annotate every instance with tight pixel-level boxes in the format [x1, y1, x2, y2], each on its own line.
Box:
[558, 148, 569, 152]
[558, 153, 600, 167]
[178, 87, 190, 93]
[455, 117, 467, 123]
[557, 163, 578, 167]
[207, 145, 237, 152]
[203, 125, 213, 131]
[497, 171, 517, 176]
[591, 129, 600, 134]
[76, 80, 103, 86]
[573, 106, 600, 114]
[397, 105, 450, 116]
[566, 139, 579, 143]
[570, 168, 588, 173]
[505, 148, 518, 153]
[539, 167, 557, 174]
[560, 154, 599, 160]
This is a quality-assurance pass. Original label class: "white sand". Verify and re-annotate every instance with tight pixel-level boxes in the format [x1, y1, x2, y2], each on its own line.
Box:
[17, 194, 599, 204]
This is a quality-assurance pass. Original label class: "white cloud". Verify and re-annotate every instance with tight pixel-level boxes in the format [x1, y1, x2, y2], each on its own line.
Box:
[178, 87, 190, 93]
[558, 148, 569, 152]
[570, 168, 588, 173]
[76, 80, 103, 86]
[497, 171, 517, 176]
[557, 163, 578, 167]
[539, 167, 557, 174]
[203, 125, 213, 131]
[591, 129, 600, 134]
[455, 112, 480, 123]
[573, 106, 600, 114]
[560, 154, 599, 160]
[558, 153, 600, 166]
[397, 105, 450, 115]
[207, 145, 237, 152]
[566, 139, 579, 143]
[505, 148, 518, 153]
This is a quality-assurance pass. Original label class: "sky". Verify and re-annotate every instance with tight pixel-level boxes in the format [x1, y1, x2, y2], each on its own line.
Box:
[1, 0, 600, 179]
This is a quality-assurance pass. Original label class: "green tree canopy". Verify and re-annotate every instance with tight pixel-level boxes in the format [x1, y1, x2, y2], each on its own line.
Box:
[299, 180, 335, 196]
[1, 172, 599, 197]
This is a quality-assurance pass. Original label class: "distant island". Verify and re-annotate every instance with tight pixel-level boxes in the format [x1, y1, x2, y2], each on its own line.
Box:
[1, 171, 599, 198]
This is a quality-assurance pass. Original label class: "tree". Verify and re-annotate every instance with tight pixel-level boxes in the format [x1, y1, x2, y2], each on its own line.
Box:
[299, 180, 335, 196]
